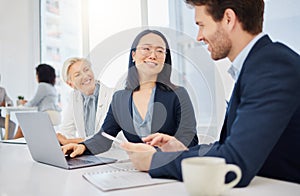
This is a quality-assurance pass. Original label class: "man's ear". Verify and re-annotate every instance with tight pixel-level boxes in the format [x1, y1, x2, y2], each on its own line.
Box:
[222, 8, 237, 31]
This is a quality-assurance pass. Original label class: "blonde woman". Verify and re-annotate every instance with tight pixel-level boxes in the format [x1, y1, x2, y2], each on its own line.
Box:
[56, 58, 114, 145]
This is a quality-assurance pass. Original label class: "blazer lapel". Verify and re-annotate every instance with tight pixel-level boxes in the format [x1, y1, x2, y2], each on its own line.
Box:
[151, 88, 167, 134]
[73, 91, 85, 136]
[226, 80, 240, 137]
[127, 92, 138, 136]
[222, 35, 271, 141]
[95, 82, 110, 131]
[112, 90, 135, 136]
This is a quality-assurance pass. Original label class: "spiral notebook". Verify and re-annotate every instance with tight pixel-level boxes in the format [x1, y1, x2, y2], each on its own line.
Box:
[82, 162, 176, 191]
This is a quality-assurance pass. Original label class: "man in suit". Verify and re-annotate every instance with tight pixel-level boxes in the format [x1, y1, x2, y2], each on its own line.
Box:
[121, 0, 300, 187]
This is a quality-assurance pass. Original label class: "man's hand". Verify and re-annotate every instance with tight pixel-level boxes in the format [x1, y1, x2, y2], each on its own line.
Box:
[142, 133, 188, 152]
[121, 142, 156, 171]
[61, 143, 86, 158]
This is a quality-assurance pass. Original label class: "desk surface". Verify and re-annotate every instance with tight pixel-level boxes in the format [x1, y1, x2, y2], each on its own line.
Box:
[0, 106, 37, 113]
[0, 143, 299, 196]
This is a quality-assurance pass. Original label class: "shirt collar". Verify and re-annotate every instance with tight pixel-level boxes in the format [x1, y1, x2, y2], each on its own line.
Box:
[82, 82, 100, 100]
[228, 32, 265, 81]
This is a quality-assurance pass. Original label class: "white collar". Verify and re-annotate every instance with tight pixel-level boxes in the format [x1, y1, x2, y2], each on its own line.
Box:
[228, 32, 265, 81]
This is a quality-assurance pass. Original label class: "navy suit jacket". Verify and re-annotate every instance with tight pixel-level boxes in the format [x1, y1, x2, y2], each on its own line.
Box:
[149, 35, 300, 186]
[84, 86, 198, 154]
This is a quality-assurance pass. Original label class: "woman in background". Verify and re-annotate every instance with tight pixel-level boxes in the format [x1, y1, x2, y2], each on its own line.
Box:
[14, 64, 61, 138]
[0, 74, 16, 139]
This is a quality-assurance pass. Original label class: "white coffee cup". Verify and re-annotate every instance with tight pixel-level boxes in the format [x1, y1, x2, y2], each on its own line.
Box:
[182, 157, 241, 196]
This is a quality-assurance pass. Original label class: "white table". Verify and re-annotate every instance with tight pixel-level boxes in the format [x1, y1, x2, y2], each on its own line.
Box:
[0, 106, 37, 139]
[0, 143, 299, 196]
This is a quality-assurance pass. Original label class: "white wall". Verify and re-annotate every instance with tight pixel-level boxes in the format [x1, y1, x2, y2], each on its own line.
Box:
[0, 0, 40, 105]
[264, 0, 300, 53]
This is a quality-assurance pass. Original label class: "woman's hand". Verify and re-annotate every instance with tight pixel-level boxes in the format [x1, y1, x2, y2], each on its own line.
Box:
[57, 133, 68, 145]
[61, 143, 86, 158]
[56, 133, 84, 145]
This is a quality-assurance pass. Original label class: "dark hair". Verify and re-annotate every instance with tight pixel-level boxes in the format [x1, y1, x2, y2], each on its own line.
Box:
[36, 64, 56, 85]
[126, 29, 176, 91]
[185, 0, 264, 34]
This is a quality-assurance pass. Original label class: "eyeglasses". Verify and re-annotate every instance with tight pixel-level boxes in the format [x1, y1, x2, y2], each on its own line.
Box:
[136, 46, 167, 59]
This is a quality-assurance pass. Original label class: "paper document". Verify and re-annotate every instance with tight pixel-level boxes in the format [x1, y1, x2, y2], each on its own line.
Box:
[82, 162, 176, 191]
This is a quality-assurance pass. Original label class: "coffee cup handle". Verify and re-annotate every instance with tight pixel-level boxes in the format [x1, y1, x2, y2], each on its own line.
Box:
[223, 164, 242, 190]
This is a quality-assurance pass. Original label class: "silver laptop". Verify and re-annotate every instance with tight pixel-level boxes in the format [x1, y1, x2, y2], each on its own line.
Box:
[16, 112, 117, 169]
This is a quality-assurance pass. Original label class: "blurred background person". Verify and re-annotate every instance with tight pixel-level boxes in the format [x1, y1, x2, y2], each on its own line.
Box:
[0, 74, 16, 139]
[14, 64, 61, 138]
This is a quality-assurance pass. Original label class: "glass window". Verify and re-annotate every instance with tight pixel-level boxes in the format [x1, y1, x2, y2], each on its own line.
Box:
[148, 0, 169, 27]
[40, 0, 83, 108]
[87, 0, 142, 89]
[40, 0, 219, 138]
[88, 0, 141, 51]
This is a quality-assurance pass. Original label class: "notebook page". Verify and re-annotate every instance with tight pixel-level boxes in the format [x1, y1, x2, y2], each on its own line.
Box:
[82, 162, 176, 191]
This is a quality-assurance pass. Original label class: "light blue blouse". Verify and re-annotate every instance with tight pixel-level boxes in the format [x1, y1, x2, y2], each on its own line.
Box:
[132, 86, 156, 138]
